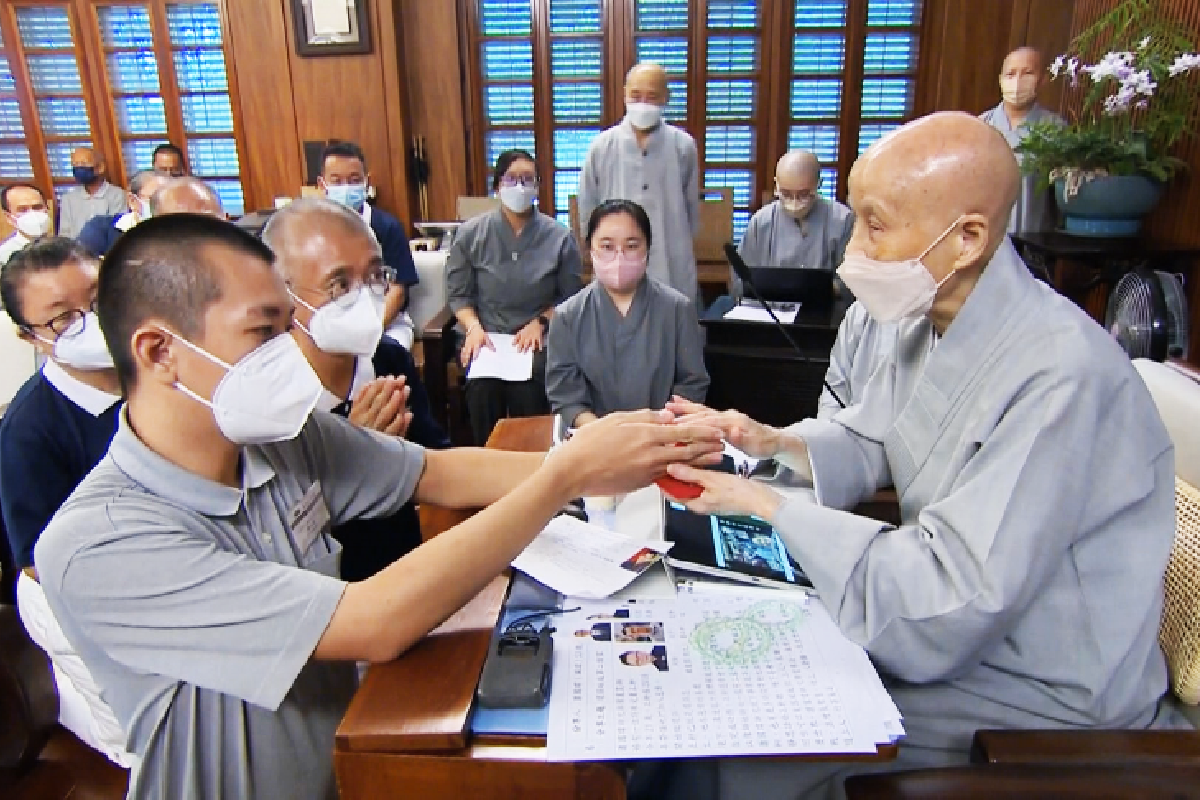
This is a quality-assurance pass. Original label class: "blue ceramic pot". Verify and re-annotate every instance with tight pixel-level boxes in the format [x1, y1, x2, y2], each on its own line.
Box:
[1053, 175, 1164, 237]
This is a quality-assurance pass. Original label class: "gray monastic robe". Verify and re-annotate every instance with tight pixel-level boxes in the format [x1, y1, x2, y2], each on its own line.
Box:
[446, 208, 583, 335]
[545, 277, 708, 426]
[692, 238, 1187, 800]
[817, 301, 898, 419]
[578, 120, 700, 304]
[734, 198, 854, 301]
[980, 103, 1066, 235]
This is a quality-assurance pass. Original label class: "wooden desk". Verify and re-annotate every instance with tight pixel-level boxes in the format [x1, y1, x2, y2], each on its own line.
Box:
[702, 297, 849, 427]
[336, 417, 898, 799]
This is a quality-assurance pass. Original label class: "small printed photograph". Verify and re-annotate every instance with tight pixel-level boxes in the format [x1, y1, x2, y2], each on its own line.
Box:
[587, 609, 631, 621]
[620, 547, 661, 572]
[618, 645, 669, 672]
[614, 622, 665, 643]
[574, 622, 612, 642]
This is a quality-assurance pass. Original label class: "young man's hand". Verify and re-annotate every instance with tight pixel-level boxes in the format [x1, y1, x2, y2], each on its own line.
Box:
[546, 409, 724, 498]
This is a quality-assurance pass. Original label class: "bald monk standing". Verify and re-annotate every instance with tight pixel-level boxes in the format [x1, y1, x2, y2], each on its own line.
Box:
[734, 150, 854, 301]
[656, 111, 1187, 799]
[980, 46, 1065, 234]
[150, 176, 225, 218]
[578, 63, 700, 305]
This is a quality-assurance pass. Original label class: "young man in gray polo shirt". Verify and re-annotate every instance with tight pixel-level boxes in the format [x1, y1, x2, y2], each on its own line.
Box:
[34, 213, 723, 800]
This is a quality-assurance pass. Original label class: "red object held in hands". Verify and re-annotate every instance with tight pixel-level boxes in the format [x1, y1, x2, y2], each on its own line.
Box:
[655, 475, 703, 500]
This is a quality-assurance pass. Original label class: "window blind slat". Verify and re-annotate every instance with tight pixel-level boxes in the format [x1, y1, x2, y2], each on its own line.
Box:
[707, 36, 758, 74]
[635, 0, 688, 31]
[706, 80, 756, 120]
[187, 137, 240, 176]
[114, 95, 168, 135]
[480, 0, 532, 36]
[0, 97, 26, 137]
[0, 56, 15, 93]
[859, 78, 912, 118]
[792, 34, 846, 73]
[791, 79, 841, 119]
[107, 52, 161, 93]
[485, 85, 535, 125]
[486, 130, 536, 166]
[0, 145, 33, 179]
[704, 169, 752, 207]
[867, 0, 921, 27]
[166, 4, 224, 46]
[550, 40, 602, 78]
[16, 8, 74, 49]
[181, 92, 233, 132]
[706, 125, 755, 163]
[27, 55, 84, 93]
[554, 128, 599, 169]
[863, 33, 916, 74]
[794, 0, 847, 28]
[36, 97, 91, 136]
[482, 41, 534, 80]
[553, 83, 602, 124]
[708, 0, 759, 29]
[857, 123, 901, 154]
[787, 125, 840, 161]
[98, 6, 154, 48]
[173, 49, 229, 92]
[549, 0, 601, 34]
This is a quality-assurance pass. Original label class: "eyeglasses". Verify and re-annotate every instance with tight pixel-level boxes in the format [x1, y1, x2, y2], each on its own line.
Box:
[26, 299, 97, 338]
[592, 240, 647, 256]
[777, 189, 819, 203]
[296, 266, 396, 307]
[499, 175, 538, 188]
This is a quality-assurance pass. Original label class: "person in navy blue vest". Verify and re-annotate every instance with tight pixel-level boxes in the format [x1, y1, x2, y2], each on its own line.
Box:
[0, 237, 132, 764]
[316, 140, 421, 350]
[261, 198, 449, 581]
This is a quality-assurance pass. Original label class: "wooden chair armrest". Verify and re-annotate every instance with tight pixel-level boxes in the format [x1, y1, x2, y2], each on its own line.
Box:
[844, 763, 1200, 799]
[971, 728, 1200, 765]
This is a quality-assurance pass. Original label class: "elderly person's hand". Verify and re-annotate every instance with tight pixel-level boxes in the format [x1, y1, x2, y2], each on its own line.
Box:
[661, 463, 783, 521]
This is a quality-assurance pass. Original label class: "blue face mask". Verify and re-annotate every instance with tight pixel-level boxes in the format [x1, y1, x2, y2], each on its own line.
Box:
[326, 182, 367, 210]
[72, 166, 97, 184]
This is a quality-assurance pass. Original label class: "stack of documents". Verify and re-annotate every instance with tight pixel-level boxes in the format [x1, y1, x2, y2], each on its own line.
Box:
[723, 301, 799, 325]
[466, 333, 534, 382]
[545, 582, 903, 761]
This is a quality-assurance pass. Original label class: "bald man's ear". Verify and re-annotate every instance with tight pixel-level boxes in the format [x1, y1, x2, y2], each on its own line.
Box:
[132, 324, 181, 388]
[952, 214, 991, 270]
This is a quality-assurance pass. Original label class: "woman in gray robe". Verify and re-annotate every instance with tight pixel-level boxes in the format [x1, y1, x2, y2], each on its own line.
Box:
[546, 200, 708, 428]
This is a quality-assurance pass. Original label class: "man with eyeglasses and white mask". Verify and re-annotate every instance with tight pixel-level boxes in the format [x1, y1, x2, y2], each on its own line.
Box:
[0, 237, 133, 768]
[263, 198, 450, 580]
[734, 150, 855, 303]
[32, 213, 721, 799]
[980, 46, 1065, 235]
[651, 112, 1187, 799]
[1, 183, 52, 265]
[579, 62, 701, 306]
[317, 140, 421, 350]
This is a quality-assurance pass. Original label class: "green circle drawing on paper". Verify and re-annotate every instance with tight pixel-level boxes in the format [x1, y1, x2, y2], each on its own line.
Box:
[744, 599, 808, 629]
[690, 617, 775, 666]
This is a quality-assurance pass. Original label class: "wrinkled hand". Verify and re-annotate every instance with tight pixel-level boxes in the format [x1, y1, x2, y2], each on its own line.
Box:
[513, 320, 544, 353]
[547, 409, 725, 498]
[349, 376, 412, 438]
[461, 326, 495, 368]
[665, 396, 781, 460]
[663, 463, 783, 520]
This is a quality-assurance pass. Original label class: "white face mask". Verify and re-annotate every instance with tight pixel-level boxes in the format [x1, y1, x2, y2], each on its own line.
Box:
[498, 184, 537, 214]
[166, 330, 324, 445]
[34, 311, 114, 370]
[1000, 75, 1038, 107]
[292, 285, 385, 357]
[625, 101, 662, 131]
[836, 216, 964, 322]
[780, 197, 815, 219]
[14, 209, 50, 239]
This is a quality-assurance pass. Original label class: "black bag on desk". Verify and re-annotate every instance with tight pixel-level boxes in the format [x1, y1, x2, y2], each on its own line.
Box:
[476, 623, 553, 709]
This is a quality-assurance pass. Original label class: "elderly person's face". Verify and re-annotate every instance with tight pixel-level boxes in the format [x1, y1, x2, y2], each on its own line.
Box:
[276, 216, 388, 329]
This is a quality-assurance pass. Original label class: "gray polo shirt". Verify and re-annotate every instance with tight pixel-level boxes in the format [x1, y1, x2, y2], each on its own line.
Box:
[57, 180, 128, 239]
[446, 208, 583, 335]
[35, 408, 426, 800]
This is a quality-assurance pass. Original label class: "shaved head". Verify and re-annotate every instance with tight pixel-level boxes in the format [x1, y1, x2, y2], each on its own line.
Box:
[776, 151, 821, 185]
[625, 62, 669, 105]
[151, 177, 223, 217]
[845, 112, 1020, 329]
[1002, 46, 1043, 75]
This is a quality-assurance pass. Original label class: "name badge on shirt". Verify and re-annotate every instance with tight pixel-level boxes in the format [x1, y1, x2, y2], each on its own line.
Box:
[288, 482, 331, 554]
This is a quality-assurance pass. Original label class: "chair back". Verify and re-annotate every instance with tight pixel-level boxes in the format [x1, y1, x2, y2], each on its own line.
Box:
[409, 250, 448, 336]
[694, 187, 733, 262]
[1133, 359, 1200, 704]
[456, 196, 499, 221]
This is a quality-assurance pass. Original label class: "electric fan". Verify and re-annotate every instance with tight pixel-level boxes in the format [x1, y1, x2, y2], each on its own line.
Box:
[1105, 266, 1189, 362]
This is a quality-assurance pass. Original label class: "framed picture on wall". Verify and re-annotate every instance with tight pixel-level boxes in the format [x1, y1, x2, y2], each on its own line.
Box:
[292, 0, 372, 56]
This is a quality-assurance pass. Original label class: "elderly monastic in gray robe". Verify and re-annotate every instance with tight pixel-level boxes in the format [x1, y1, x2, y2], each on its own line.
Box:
[699, 238, 1187, 800]
[578, 120, 700, 305]
[817, 301, 897, 419]
[546, 277, 708, 426]
[980, 103, 1066, 235]
[734, 197, 854, 301]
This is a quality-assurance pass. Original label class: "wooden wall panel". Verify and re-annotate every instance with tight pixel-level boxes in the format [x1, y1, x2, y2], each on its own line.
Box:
[915, 0, 1074, 118]
[397, 0, 468, 222]
[222, 0, 304, 210]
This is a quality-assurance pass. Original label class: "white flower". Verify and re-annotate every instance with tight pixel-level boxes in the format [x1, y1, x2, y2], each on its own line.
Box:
[1125, 68, 1157, 97]
[1104, 84, 1137, 116]
[1168, 53, 1200, 77]
[1085, 51, 1135, 82]
[1138, 36, 1151, 50]
[1050, 54, 1065, 78]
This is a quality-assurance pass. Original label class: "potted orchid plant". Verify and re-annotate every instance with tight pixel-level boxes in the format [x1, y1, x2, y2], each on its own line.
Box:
[1016, 0, 1200, 236]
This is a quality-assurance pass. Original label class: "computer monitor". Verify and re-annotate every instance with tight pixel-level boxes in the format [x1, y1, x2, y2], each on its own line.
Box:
[747, 267, 834, 308]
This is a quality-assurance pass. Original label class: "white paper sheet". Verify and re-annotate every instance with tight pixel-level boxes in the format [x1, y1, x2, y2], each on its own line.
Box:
[723, 304, 799, 325]
[310, 0, 352, 35]
[466, 333, 534, 382]
[511, 516, 673, 599]
[546, 587, 903, 761]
